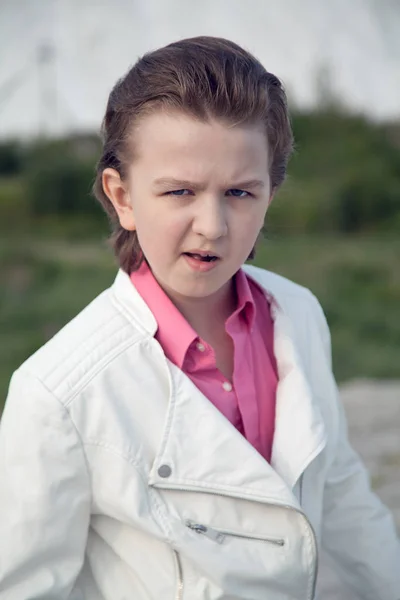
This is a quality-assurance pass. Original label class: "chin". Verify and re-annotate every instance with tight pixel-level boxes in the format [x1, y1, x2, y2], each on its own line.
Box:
[187, 281, 229, 299]
[179, 286, 215, 299]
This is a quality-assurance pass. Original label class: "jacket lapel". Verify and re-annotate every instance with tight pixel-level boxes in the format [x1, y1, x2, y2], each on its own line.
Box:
[270, 305, 327, 488]
[148, 362, 298, 507]
[244, 265, 327, 488]
[113, 268, 327, 501]
[149, 296, 326, 506]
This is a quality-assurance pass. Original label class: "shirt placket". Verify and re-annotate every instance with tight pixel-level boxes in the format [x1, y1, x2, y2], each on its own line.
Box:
[185, 338, 243, 431]
[228, 321, 262, 454]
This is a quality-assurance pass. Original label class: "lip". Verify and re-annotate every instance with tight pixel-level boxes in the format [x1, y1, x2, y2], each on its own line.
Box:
[183, 249, 221, 259]
[182, 252, 220, 272]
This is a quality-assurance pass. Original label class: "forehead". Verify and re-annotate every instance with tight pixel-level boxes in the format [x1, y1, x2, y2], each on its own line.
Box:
[130, 110, 270, 179]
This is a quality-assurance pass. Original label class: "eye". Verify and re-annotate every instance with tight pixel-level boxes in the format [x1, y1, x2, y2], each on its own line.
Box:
[166, 189, 191, 196]
[227, 189, 251, 198]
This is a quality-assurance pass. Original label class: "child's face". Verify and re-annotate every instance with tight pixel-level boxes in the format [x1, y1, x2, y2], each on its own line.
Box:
[115, 111, 272, 303]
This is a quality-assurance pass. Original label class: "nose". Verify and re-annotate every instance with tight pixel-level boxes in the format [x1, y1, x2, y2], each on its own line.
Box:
[191, 194, 228, 240]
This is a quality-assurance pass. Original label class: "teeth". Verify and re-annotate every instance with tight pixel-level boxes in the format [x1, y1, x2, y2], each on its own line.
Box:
[187, 253, 216, 261]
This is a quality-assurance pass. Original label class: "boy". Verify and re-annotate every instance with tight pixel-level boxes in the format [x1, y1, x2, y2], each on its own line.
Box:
[0, 36, 399, 600]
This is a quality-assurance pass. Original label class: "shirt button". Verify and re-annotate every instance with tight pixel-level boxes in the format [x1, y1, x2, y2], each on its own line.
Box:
[222, 381, 232, 392]
[196, 342, 205, 352]
[158, 465, 172, 478]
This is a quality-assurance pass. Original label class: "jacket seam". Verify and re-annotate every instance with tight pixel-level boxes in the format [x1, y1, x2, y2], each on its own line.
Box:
[154, 362, 177, 463]
[43, 308, 122, 382]
[53, 322, 135, 401]
[152, 479, 297, 504]
[301, 516, 314, 599]
[84, 439, 175, 544]
[84, 439, 146, 474]
[111, 287, 156, 337]
[64, 335, 151, 406]
[18, 368, 92, 507]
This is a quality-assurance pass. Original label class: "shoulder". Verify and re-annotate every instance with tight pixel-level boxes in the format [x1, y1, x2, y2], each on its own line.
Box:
[18, 273, 146, 405]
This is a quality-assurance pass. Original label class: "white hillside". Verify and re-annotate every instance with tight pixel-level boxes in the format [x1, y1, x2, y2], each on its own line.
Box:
[0, 0, 399, 138]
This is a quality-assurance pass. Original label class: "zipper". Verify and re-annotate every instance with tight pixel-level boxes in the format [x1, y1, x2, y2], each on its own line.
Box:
[187, 514, 317, 599]
[299, 473, 304, 506]
[173, 549, 183, 600]
[155, 484, 318, 599]
[186, 519, 285, 546]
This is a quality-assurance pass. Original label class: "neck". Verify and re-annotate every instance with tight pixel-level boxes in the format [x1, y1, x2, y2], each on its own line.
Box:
[167, 278, 237, 337]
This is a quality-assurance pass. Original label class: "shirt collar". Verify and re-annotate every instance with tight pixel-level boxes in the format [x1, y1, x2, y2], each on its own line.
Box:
[228, 267, 256, 331]
[130, 261, 197, 369]
[130, 262, 256, 368]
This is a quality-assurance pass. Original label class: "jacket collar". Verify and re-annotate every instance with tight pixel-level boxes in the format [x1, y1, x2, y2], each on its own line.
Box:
[111, 267, 327, 503]
[111, 269, 158, 336]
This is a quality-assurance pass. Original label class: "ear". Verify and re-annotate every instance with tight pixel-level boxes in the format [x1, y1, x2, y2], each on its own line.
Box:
[268, 190, 275, 207]
[102, 168, 136, 231]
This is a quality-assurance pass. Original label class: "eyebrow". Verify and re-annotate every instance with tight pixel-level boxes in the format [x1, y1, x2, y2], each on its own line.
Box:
[153, 177, 265, 190]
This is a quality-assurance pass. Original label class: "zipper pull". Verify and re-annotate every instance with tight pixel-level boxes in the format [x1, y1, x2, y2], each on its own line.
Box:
[185, 520, 225, 544]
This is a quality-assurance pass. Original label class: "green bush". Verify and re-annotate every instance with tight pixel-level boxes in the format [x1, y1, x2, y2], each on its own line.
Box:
[0, 177, 28, 229]
[1, 113, 400, 236]
[24, 138, 103, 219]
[272, 110, 400, 234]
[26, 156, 99, 216]
[334, 174, 400, 232]
[0, 141, 24, 176]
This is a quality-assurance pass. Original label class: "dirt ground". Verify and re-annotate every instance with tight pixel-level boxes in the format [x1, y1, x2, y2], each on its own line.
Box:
[316, 379, 400, 598]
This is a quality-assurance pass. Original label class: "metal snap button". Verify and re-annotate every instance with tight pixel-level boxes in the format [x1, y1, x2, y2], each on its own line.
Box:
[158, 464, 172, 478]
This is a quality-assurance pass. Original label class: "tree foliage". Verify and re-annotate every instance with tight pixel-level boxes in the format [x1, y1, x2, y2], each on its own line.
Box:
[0, 111, 399, 234]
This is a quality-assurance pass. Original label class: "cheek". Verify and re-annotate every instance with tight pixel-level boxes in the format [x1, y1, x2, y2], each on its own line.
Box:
[232, 202, 267, 231]
[157, 205, 191, 233]
[136, 205, 190, 249]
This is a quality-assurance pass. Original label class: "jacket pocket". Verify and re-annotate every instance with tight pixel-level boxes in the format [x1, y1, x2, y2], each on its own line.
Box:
[185, 519, 285, 547]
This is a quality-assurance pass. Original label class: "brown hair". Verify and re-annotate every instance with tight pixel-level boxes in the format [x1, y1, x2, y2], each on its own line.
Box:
[93, 36, 294, 273]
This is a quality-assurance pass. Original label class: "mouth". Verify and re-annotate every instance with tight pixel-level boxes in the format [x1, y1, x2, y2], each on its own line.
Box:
[182, 251, 220, 263]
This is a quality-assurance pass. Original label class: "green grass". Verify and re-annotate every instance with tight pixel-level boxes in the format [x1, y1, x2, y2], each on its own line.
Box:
[1, 233, 399, 409]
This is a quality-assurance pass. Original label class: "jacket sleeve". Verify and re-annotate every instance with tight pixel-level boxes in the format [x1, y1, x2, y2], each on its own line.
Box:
[0, 368, 91, 599]
[312, 297, 400, 600]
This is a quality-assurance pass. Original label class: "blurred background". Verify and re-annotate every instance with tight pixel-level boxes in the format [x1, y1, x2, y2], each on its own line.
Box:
[0, 0, 399, 596]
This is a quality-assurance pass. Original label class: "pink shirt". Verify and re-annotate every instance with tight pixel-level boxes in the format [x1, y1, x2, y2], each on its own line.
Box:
[131, 263, 278, 462]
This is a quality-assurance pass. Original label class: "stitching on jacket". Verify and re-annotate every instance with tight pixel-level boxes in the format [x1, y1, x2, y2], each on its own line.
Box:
[18, 369, 93, 509]
[153, 478, 296, 505]
[51, 321, 134, 396]
[147, 487, 176, 546]
[153, 362, 177, 461]
[301, 515, 314, 599]
[152, 438, 326, 501]
[44, 306, 122, 380]
[84, 438, 147, 474]
[64, 335, 148, 405]
[111, 287, 157, 337]
[111, 290, 145, 330]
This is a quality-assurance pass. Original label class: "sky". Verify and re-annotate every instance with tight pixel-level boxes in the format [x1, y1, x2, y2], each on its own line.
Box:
[0, 0, 399, 138]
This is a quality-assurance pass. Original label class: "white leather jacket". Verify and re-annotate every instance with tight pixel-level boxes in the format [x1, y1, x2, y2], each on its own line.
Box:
[0, 265, 399, 600]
